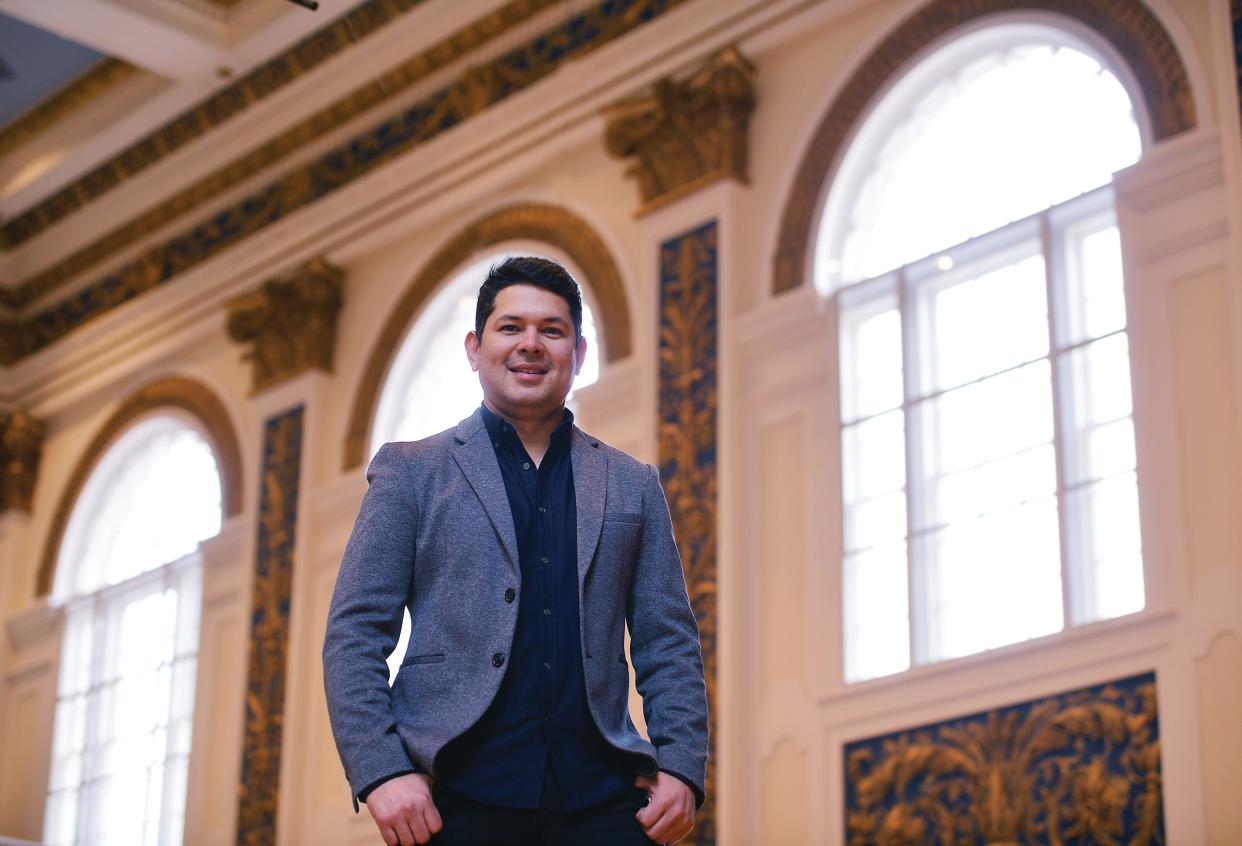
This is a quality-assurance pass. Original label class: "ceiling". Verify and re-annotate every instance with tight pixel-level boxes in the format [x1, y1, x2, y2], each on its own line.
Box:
[0, 0, 370, 218]
[0, 12, 103, 127]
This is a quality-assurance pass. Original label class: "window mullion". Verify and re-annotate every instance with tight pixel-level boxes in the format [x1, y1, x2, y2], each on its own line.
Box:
[898, 264, 926, 667]
[1041, 209, 1075, 632]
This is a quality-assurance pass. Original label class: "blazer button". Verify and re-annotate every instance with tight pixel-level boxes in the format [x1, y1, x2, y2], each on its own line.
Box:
[504, 588, 516, 603]
[492, 652, 505, 667]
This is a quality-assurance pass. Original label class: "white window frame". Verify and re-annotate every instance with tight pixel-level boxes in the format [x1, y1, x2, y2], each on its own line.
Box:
[838, 184, 1145, 682]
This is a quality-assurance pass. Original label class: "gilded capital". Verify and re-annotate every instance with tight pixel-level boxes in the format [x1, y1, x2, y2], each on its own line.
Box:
[1, 408, 45, 513]
[227, 257, 344, 394]
[605, 46, 755, 216]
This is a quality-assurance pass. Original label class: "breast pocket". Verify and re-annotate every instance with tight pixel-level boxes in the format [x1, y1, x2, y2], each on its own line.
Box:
[401, 652, 446, 667]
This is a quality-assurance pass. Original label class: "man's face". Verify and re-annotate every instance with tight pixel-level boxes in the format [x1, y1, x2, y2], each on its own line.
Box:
[465, 283, 586, 421]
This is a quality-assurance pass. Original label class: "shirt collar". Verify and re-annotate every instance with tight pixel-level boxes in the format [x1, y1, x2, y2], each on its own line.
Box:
[479, 403, 575, 448]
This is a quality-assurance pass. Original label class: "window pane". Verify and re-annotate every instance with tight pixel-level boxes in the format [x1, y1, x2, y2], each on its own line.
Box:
[1064, 223, 1126, 344]
[1061, 333, 1134, 486]
[924, 496, 1063, 660]
[921, 361, 1054, 484]
[1066, 471, 1143, 622]
[842, 410, 905, 503]
[922, 254, 1048, 393]
[840, 295, 902, 421]
[844, 542, 910, 681]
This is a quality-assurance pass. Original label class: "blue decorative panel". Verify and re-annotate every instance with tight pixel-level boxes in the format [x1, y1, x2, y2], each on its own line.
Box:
[845, 672, 1164, 845]
[237, 406, 304, 846]
[658, 221, 717, 845]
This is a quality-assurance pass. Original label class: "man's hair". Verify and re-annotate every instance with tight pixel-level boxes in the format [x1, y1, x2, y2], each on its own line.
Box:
[474, 256, 583, 343]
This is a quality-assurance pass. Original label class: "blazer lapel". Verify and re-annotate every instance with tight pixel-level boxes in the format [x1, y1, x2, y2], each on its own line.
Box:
[452, 411, 519, 575]
[572, 428, 608, 583]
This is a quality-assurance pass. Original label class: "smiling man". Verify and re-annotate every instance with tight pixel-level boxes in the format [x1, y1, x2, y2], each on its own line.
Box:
[323, 256, 708, 846]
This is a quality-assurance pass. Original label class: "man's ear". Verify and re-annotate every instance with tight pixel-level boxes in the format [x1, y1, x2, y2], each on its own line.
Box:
[574, 334, 588, 375]
[465, 330, 481, 372]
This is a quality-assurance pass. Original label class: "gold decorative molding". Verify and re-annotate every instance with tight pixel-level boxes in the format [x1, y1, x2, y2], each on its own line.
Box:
[0, 408, 45, 514]
[605, 47, 755, 216]
[845, 673, 1163, 844]
[771, 0, 1197, 295]
[36, 376, 244, 597]
[227, 257, 344, 395]
[0, 59, 137, 161]
[342, 202, 633, 470]
[236, 405, 303, 846]
[0, 0, 435, 259]
[657, 221, 718, 845]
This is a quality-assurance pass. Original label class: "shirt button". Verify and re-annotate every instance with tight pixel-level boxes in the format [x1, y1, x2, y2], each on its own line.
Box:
[504, 588, 516, 603]
[523, 462, 531, 470]
[543, 661, 551, 670]
[542, 608, 551, 616]
[538, 506, 545, 513]
[492, 652, 505, 667]
[541, 556, 549, 563]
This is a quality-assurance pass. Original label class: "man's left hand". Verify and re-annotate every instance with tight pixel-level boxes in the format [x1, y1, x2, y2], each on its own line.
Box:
[635, 772, 695, 844]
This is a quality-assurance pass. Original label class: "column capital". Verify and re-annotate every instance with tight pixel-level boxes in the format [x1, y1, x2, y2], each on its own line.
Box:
[605, 46, 755, 217]
[227, 257, 344, 395]
[0, 407, 44, 514]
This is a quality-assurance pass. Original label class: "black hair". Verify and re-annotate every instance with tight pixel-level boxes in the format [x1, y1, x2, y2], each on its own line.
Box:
[474, 256, 583, 342]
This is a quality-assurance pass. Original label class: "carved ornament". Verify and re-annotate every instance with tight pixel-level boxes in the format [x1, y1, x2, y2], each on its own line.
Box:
[228, 258, 344, 395]
[0, 408, 45, 514]
[605, 47, 755, 216]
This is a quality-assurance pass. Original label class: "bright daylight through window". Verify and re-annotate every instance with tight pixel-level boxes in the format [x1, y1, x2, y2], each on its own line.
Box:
[816, 27, 1145, 682]
[45, 417, 222, 846]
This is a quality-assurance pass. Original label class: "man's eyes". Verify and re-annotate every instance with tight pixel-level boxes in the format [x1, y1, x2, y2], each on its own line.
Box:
[496, 324, 564, 336]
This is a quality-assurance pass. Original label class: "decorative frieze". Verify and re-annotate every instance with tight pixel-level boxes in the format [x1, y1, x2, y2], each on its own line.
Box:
[228, 258, 344, 395]
[0, 408, 44, 514]
[605, 47, 755, 216]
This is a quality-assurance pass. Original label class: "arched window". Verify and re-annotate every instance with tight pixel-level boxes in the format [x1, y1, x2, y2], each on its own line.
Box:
[816, 23, 1145, 682]
[44, 415, 222, 846]
[370, 248, 601, 679]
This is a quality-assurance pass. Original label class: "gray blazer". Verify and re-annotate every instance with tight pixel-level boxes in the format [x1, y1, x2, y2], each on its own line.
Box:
[322, 409, 708, 807]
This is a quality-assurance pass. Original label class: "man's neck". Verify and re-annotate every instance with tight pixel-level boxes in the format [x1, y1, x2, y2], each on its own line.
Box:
[485, 401, 565, 467]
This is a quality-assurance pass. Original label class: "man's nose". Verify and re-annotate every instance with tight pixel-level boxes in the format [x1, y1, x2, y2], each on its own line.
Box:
[516, 327, 544, 351]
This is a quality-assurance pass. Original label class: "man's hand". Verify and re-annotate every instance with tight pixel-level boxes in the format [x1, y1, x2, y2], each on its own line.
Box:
[365, 773, 442, 846]
[635, 772, 695, 844]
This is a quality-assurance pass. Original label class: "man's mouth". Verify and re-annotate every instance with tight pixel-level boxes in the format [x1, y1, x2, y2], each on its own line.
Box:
[508, 364, 548, 376]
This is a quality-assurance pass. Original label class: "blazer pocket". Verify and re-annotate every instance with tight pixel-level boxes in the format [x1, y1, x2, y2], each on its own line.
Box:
[606, 512, 643, 525]
[401, 652, 446, 667]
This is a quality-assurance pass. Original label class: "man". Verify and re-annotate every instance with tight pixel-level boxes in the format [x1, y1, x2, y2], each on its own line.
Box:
[323, 256, 708, 846]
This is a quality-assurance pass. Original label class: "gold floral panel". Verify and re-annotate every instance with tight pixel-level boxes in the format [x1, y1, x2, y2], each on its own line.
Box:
[658, 222, 717, 845]
[845, 672, 1164, 845]
[236, 405, 304, 846]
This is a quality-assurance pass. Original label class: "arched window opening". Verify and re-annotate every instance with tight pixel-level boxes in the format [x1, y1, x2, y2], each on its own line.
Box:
[817, 24, 1145, 683]
[370, 249, 601, 681]
[45, 415, 222, 846]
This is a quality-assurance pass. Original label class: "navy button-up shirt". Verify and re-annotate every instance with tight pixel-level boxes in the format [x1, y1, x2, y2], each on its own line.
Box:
[435, 404, 636, 810]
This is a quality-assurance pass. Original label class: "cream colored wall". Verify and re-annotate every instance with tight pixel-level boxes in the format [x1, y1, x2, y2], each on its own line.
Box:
[1, 0, 1240, 844]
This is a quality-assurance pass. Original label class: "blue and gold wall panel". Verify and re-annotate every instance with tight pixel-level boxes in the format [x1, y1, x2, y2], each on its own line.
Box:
[237, 406, 304, 846]
[658, 221, 718, 844]
[845, 672, 1164, 845]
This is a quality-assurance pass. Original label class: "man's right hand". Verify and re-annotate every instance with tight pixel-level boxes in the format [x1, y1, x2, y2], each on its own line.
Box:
[365, 773, 442, 846]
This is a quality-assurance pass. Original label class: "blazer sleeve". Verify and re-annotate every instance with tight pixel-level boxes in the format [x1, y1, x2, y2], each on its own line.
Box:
[626, 463, 709, 806]
[322, 443, 419, 806]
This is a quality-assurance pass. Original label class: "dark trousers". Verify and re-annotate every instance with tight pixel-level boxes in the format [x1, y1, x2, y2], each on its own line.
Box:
[429, 784, 655, 846]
